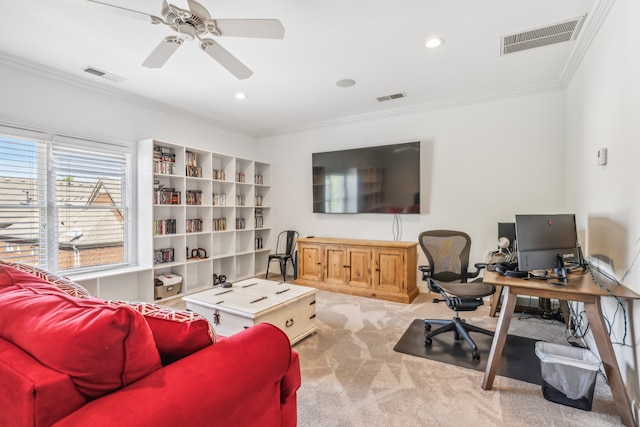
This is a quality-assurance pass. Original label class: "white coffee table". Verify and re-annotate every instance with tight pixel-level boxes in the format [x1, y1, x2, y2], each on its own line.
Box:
[183, 278, 318, 344]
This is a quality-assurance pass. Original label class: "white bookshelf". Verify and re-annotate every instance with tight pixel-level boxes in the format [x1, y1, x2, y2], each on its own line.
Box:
[73, 140, 273, 302]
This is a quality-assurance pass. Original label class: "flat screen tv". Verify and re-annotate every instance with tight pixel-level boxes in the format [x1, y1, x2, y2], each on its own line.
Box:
[312, 141, 420, 214]
[515, 214, 580, 281]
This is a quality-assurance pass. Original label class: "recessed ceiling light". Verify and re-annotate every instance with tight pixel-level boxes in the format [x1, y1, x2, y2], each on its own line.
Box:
[336, 79, 356, 88]
[235, 92, 247, 100]
[425, 37, 444, 49]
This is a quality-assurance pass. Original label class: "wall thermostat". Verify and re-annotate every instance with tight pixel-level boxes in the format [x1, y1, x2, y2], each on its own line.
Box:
[597, 147, 608, 166]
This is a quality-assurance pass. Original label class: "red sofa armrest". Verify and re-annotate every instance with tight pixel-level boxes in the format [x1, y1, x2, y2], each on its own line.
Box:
[53, 323, 301, 427]
[0, 337, 86, 427]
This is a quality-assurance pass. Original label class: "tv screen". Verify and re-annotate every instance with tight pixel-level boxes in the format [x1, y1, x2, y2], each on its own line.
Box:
[312, 142, 420, 214]
[515, 214, 579, 279]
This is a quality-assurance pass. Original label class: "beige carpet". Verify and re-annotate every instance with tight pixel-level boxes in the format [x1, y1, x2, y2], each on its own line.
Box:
[293, 290, 621, 427]
[165, 284, 621, 426]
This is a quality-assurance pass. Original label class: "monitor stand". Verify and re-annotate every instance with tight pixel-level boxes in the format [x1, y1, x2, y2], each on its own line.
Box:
[553, 254, 568, 283]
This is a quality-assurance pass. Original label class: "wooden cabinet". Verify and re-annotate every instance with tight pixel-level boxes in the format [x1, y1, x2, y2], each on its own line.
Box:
[298, 243, 322, 282]
[295, 237, 418, 303]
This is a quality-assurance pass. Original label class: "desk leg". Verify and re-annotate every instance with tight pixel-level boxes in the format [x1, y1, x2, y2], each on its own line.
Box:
[482, 286, 517, 390]
[584, 298, 636, 427]
[489, 285, 503, 317]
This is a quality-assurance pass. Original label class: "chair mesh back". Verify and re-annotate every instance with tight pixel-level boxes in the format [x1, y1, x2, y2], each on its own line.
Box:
[419, 231, 471, 282]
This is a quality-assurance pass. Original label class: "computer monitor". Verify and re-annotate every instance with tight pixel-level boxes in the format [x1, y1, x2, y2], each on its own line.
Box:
[515, 214, 580, 281]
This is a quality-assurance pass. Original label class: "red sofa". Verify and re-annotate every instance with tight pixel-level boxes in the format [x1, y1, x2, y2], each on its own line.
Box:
[0, 263, 301, 427]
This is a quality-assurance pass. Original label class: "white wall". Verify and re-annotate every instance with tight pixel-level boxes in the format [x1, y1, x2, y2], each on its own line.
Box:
[260, 91, 568, 265]
[565, 0, 640, 408]
[0, 60, 258, 157]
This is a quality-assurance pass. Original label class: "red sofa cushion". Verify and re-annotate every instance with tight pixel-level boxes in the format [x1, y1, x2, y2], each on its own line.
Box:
[0, 283, 162, 400]
[107, 300, 217, 365]
[0, 261, 90, 298]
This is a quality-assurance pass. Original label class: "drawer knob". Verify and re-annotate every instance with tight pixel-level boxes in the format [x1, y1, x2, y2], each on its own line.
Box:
[285, 318, 294, 328]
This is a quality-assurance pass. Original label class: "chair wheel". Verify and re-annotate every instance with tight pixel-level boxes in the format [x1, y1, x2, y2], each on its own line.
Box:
[472, 351, 480, 360]
[424, 324, 432, 332]
[425, 338, 433, 346]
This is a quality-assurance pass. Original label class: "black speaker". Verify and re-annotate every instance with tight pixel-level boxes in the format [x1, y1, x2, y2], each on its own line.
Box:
[495, 262, 528, 278]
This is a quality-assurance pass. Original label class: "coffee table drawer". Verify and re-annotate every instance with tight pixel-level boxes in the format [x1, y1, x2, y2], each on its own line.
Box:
[258, 293, 317, 344]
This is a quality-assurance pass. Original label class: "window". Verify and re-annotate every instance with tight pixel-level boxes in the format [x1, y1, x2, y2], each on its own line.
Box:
[0, 125, 134, 274]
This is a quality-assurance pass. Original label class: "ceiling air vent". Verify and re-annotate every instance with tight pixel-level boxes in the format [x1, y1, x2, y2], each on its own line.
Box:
[82, 66, 126, 83]
[501, 14, 587, 56]
[376, 92, 406, 102]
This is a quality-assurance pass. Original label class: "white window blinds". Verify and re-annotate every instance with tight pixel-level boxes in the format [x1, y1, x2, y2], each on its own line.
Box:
[0, 131, 48, 266]
[0, 126, 133, 274]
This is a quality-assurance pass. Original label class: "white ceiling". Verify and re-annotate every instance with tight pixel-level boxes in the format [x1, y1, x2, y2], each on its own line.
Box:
[1, 0, 604, 137]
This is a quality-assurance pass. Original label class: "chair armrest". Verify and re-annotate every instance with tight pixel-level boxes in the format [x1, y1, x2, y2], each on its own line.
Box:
[418, 265, 431, 281]
[53, 324, 300, 427]
[467, 263, 486, 280]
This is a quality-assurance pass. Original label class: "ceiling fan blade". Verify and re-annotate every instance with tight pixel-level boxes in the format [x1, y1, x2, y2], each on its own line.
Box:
[85, 0, 155, 22]
[187, 0, 211, 21]
[201, 40, 253, 80]
[142, 37, 183, 68]
[214, 19, 285, 39]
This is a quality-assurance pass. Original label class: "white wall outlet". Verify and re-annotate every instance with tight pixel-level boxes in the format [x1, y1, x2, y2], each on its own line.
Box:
[597, 147, 608, 166]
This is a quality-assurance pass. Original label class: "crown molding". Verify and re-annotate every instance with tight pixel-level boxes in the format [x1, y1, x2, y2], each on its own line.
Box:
[0, 52, 261, 138]
[560, 0, 616, 85]
[268, 81, 566, 137]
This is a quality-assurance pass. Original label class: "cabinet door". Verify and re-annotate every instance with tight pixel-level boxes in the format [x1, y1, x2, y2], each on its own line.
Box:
[298, 244, 323, 282]
[324, 246, 347, 286]
[346, 247, 371, 289]
[372, 248, 404, 293]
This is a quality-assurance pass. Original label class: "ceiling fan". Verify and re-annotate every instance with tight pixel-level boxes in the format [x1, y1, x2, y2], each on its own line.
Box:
[86, 0, 285, 79]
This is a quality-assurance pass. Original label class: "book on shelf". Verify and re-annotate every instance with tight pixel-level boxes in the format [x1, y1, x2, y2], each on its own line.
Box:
[212, 193, 227, 206]
[153, 219, 176, 235]
[212, 169, 226, 180]
[186, 190, 203, 205]
[185, 151, 198, 167]
[153, 146, 176, 175]
[213, 217, 227, 231]
[186, 165, 202, 178]
[186, 218, 204, 233]
[254, 208, 264, 229]
[154, 247, 175, 264]
[154, 188, 181, 205]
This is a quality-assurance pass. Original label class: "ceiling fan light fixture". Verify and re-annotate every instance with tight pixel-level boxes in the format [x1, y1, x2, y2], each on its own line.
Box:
[425, 37, 444, 49]
[176, 24, 196, 41]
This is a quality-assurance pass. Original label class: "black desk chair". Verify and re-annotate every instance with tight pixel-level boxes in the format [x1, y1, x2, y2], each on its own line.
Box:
[266, 230, 299, 281]
[418, 230, 496, 359]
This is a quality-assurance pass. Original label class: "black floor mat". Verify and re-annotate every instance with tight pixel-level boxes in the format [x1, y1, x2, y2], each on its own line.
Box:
[393, 318, 542, 385]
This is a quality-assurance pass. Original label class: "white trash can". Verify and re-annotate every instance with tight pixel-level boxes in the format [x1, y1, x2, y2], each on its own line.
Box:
[535, 341, 600, 411]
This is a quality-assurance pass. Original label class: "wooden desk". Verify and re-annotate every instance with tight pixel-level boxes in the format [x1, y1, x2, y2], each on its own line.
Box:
[481, 270, 640, 427]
